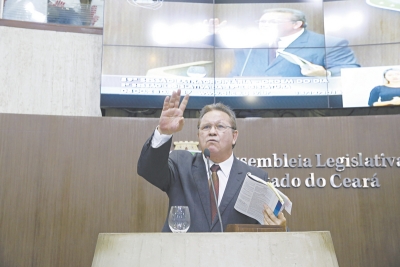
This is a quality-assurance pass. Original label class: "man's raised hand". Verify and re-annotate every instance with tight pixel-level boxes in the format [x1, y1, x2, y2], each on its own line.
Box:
[158, 90, 190, 135]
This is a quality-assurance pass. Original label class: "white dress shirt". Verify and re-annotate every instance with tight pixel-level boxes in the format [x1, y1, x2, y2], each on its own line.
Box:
[201, 153, 233, 206]
[275, 28, 305, 57]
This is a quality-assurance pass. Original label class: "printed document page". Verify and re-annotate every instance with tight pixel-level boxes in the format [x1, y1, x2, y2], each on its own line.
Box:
[234, 173, 292, 224]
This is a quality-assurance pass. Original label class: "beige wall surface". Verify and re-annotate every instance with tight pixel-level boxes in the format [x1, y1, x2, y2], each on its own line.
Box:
[0, 113, 399, 267]
[0, 26, 102, 116]
[324, 0, 400, 46]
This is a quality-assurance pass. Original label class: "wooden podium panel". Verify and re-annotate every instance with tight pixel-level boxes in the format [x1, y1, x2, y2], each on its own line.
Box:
[91, 232, 338, 267]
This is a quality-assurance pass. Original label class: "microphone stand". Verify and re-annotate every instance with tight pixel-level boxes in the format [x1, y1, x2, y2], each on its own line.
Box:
[240, 48, 253, 77]
[204, 149, 223, 232]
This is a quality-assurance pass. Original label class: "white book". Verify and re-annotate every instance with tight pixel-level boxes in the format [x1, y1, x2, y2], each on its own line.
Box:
[234, 172, 292, 225]
[277, 50, 313, 70]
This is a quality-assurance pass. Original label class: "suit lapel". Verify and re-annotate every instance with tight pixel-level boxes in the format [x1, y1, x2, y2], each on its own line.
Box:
[265, 54, 286, 71]
[211, 157, 246, 228]
[265, 30, 310, 72]
[192, 154, 212, 228]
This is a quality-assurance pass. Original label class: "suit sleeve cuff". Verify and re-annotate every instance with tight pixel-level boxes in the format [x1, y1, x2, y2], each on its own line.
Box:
[151, 127, 172, 148]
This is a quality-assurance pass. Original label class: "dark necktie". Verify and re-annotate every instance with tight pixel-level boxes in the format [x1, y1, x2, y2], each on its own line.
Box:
[209, 164, 220, 222]
[268, 39, 279, 65]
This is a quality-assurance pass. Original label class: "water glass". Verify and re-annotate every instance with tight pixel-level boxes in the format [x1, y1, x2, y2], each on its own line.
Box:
[168, 206, 190, 233]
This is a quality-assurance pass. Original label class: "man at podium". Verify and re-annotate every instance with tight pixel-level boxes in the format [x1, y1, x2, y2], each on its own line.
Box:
[137, 90, 286, 232]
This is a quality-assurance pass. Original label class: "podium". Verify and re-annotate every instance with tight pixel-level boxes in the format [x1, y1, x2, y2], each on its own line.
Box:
[91, 232, 339, 267]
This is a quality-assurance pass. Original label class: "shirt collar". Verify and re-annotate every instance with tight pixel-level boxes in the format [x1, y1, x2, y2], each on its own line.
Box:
[202, 153, 234, 178]
[278, 28, 305, 48]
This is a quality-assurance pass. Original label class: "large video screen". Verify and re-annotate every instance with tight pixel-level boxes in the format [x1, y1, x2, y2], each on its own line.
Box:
[101, 0, 400, 110]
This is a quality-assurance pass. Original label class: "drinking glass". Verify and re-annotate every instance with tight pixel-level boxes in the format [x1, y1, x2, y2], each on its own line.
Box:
[168, 206, 190, 233]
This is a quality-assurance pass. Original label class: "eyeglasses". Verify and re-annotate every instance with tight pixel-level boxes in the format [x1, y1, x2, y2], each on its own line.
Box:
[257, 19, 295, 25]
[198, 123, 236, 133]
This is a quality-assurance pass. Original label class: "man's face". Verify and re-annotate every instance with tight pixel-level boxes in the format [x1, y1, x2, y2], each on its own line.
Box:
[198, 110, 238, 163]
[258, 12, 303, 38]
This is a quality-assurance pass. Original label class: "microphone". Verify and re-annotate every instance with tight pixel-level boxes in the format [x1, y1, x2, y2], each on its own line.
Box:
[240, 48, 253, 76]
[204, 148, 223, 232]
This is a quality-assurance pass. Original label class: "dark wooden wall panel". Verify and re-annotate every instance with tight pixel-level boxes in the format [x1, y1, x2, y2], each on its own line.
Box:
[0, 113, 399, 267]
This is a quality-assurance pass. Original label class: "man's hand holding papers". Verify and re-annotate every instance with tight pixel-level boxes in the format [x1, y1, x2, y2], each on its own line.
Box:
[234, 173, 292, 229]
[277, 50, 331, 77]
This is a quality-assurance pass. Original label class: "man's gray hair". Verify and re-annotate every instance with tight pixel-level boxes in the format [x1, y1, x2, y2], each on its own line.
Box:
[263, 8, 308, 28]
[198, 103, 237, 130]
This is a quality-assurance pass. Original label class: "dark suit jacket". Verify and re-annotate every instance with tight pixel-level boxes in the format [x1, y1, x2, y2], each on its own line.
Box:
[229, 30, 360, 77]
[137, 134, 269, 232]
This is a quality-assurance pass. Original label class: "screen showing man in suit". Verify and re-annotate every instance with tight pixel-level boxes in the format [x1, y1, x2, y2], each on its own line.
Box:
[103, 0, 400, 110]
[137, 89, 287, 232]
[226, 8, 360, 77]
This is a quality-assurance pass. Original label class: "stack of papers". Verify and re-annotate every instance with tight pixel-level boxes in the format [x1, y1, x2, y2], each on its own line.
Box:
[234, 172, 292, 225]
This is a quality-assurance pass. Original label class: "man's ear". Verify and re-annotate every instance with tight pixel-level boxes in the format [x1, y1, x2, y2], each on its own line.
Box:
[232, 130, 238, 146]
[293, 21, 303, 30]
